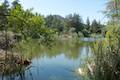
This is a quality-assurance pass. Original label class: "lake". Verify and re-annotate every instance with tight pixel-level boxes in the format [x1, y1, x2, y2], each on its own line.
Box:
[0, 39, 93, 80]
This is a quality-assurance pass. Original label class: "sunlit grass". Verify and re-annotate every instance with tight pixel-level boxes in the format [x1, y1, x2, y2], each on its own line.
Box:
[86, 24, 120, 80]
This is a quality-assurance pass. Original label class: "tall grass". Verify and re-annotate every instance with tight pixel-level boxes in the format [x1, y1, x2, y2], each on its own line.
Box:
[90, 24, 120, 80]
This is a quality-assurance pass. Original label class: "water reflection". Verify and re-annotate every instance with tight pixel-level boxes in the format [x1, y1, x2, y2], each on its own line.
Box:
[0, 40, 92, 80]
[81, 37, 105, 42]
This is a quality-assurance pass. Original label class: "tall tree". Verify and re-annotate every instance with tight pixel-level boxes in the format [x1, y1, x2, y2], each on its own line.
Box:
[86, 17, 90, 30]
[65, 13, 84, 34]
[12, 0, 20, 8]
[45, 15, 65, 32]
[0, 0, 9, 30]
[91, 19, 99, 33]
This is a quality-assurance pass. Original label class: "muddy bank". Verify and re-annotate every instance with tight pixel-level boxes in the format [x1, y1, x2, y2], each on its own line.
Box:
[0, 49, 20, 74]
[0, 49, 31, 74]
[0, 32, 31, 74]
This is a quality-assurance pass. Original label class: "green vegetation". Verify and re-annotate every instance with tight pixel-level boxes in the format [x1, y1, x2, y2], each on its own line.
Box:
[0, 0, 56, 45]
[91, 24, 120, 80]
[45, 14, 104, 37]
[85, 0, 120, 80]
[0, 0, 105, 50]
[1, 0, 120, 80]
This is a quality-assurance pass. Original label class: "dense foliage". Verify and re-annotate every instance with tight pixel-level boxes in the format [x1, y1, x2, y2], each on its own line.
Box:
[0, 0, 105, 40]
[0, 0, 57, 46]
[45, 15, 65, 33]
[45, 14, 104, 37]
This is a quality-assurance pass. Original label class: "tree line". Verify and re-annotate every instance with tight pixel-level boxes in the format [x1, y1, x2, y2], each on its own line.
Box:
[45, 14, 105, 37]
[0, 0, 104, 40]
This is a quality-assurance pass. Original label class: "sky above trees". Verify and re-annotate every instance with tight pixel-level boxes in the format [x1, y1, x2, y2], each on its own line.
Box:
[0, 0, 108, 23]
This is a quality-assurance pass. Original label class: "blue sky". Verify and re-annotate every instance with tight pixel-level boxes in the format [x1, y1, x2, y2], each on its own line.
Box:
[1, 0, 108, 23]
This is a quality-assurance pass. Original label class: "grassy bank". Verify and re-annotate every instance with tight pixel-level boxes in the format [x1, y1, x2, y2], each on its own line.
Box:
[84, 24, 120, 80]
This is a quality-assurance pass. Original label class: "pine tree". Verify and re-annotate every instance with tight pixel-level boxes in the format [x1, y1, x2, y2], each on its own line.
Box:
[0, 0, 9, 30]
[86, 17, 90, 31]
[12, 0, 20, 8]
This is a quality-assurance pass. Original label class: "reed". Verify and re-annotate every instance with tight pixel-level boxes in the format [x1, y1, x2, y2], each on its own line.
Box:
[90, 24, 120, 80]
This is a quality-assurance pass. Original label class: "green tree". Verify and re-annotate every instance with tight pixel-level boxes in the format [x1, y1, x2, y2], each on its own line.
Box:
[8, 3, 26, 33]
[8, 1, 56, 43]
[90, 19, 102, 33]
[86, 17, 90, 31]
[0, 0, 9, 31]
[65, 13, 84, 35]
[45, 15, 65, 33]
[12, 0, 20, 8]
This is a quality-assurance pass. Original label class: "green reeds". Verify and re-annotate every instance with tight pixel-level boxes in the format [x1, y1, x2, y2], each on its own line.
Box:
[90, 24, 120, 80]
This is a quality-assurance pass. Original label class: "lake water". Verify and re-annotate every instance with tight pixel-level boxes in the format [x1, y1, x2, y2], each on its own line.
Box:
[0, 39, 93, 80]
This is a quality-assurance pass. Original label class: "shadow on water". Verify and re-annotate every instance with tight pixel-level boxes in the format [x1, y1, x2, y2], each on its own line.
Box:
[0, 63, 33, 80]
[0, 39, 94, 80]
